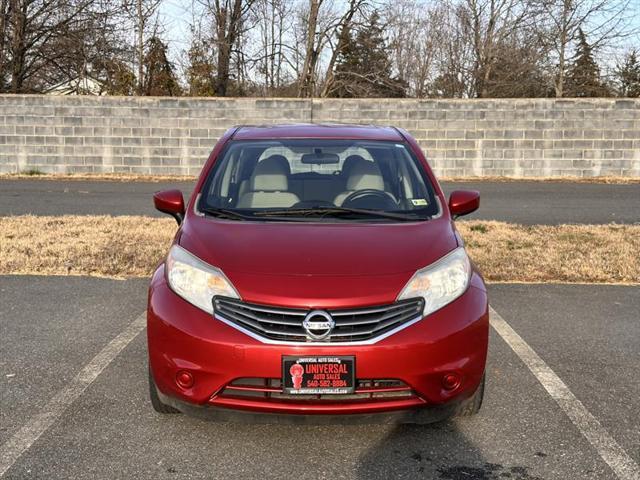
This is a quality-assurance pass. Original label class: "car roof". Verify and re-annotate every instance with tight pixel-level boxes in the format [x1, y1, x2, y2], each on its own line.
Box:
[233, 123, 405, 141]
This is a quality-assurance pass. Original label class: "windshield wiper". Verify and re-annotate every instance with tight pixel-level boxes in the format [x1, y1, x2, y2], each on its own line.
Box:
[199, 207, 313, 222]
[253, 207, 426, 221]
[199, 207, 255, 221]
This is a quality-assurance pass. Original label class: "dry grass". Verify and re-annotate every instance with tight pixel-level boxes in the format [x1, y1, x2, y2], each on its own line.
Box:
[457, 221, 640, 283]
[440, 175, 640, 184]
[1, 216, 638, 283]
[0, 216, 176, 278]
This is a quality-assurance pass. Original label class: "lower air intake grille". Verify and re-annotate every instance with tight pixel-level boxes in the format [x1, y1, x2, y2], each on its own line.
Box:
[220, 378, 415, 401]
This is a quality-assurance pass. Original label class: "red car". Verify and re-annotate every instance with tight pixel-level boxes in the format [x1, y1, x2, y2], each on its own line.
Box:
[148, 124, 488, 424]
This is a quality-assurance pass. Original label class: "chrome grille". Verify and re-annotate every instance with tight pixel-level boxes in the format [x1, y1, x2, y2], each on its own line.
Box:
[213, 296, 424, 343]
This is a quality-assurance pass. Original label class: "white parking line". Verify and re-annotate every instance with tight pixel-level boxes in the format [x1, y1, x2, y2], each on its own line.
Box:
[490, 306, 640, 480]
[0, 312, 146, 478]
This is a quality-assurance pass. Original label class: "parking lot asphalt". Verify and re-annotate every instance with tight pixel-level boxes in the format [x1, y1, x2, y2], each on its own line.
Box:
[489, 284, 640, 465]
[0, 179, 189, 218]
[1, 277, 638, 479]
[0, 276, 148, 447]
[1, 178, 639, 224]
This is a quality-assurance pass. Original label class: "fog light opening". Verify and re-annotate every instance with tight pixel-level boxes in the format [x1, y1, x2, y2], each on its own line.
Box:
[442, 373, 461, 391]
[176, 370, 194, 389]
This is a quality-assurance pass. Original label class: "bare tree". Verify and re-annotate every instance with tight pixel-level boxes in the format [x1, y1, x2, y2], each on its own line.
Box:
[297, 0, 322, 96]
[250, 0, 293, 94]
[4, 0, 637, 97]
[288, 4, 311, 82]
[0, 0, 126, 93]
[482, 32, 552, 96]
[122, 0, 162, 94]
[385, 0, 453, 97]
[197, 0, 255, 96]
[50, 1, 132, 91]
[384, 0, 532, 98]
[0, 0, 9, 89]
[233, 14, 252, 93]
[319, 0, 366, 97]
[532, 0, 636, 97]
[457, 0, 533, 97]
[296, 0, 370, 97]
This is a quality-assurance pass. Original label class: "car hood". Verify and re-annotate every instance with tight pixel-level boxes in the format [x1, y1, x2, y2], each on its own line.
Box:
[178, 216, 458, 307]
[180, 215, 456, 276]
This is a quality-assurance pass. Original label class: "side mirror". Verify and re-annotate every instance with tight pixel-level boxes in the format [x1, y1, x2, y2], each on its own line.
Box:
[153, 189, 185, 224]
[448, 190, 480, 219]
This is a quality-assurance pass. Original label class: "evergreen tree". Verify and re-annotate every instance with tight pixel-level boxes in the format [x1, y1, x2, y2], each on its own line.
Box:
[96, 59, 136, 96]
[187, 38, 216, 96]
[614, 50, 640, 97]
[143, 37, 181, 96]
[330, 11, 406, 98]
[430, 71, 466, 98]
[565, 29, 609, 97]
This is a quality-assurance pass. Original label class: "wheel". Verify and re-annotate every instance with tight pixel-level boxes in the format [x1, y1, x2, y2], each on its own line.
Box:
[455, 374, 485, 417]
[148, 367, 180, 414]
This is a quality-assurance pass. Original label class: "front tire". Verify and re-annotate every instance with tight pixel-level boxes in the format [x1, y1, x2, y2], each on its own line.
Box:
[148, 368, 180, 414]
[455, 374, 485, 417]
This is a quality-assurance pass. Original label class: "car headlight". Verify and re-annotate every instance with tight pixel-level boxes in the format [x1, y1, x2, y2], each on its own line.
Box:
[165, 245, 239, 314]
[397, 247, 471, 316]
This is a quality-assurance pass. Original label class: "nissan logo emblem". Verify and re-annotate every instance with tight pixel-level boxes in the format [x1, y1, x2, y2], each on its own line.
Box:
[302, 310, 335, 341]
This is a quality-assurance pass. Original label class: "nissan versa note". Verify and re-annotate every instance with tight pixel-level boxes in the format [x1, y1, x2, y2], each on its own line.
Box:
[147, 124, 488, 423]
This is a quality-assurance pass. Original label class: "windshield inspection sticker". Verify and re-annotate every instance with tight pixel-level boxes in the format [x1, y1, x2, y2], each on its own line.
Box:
[411, 198, 428, 206]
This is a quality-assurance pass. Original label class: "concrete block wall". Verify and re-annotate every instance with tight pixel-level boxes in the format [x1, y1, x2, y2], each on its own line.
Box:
[1, 95, 639, 177]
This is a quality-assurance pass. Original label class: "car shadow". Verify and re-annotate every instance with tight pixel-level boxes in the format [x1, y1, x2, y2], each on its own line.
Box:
[356, 420, 544, 480]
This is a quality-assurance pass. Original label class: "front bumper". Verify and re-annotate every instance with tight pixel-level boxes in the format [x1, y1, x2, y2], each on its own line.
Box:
[147, 266, 489, 422]
[155, 385, 467, 424]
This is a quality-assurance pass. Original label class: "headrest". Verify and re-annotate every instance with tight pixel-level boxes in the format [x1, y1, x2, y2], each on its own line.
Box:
[249, 155, 290, 191]
[264, 154, 291, 175]
[342, 155, 366, 176]
[346, 159, 384, 191]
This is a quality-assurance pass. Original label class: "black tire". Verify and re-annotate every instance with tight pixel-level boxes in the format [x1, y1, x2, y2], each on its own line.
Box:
[148, 368, 180, 414]
[455, 374, 485, 417]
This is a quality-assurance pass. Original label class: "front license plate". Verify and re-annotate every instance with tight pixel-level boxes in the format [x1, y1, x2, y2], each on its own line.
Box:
[282, 356, 355, 394]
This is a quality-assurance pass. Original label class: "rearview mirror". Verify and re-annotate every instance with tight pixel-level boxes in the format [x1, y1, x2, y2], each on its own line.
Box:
[153, 189, 185, 225]
[448, 190, 480, 219]
[301, 152, 340, 164]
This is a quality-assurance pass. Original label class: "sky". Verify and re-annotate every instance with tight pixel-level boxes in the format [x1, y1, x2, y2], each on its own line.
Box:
[159, 0, 192, 65]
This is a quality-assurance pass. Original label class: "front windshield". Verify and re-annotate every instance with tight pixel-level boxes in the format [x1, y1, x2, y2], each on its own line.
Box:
[198, 139, 439, 221]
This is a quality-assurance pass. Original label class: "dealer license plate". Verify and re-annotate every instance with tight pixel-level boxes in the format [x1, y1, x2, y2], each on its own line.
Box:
[282, 356, 355, 394]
